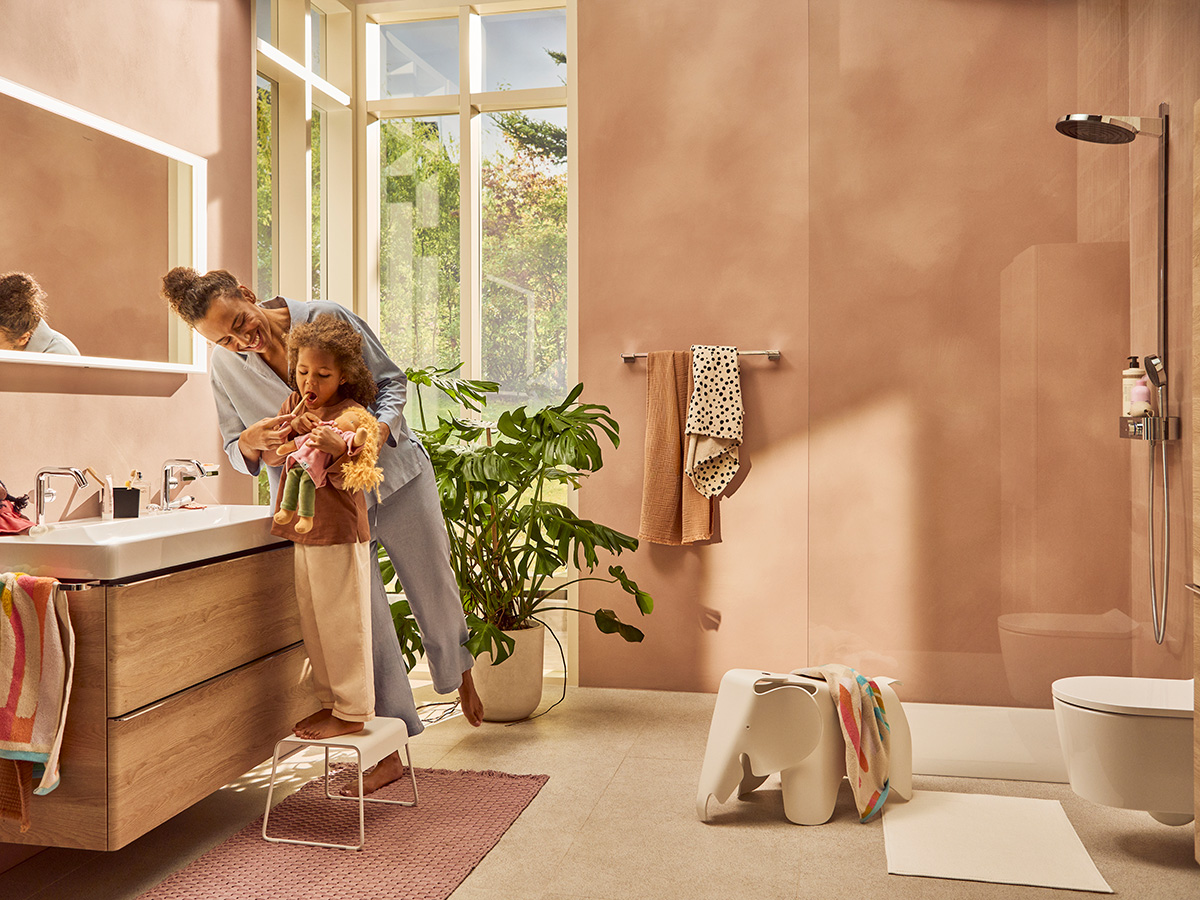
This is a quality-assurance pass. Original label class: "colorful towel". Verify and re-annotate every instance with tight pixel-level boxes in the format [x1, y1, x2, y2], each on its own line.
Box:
[797, 664, 894, 821]
[684, 345, 743, 498]
[639, 350, 713, 544]
[1, 574, 76, 831]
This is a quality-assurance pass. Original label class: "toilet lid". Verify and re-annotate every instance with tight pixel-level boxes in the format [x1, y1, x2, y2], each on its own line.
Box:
[1051, 676, 1194, 719]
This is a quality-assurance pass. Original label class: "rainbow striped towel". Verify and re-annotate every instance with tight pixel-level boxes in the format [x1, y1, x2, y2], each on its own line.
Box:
[797, 664, 893, 822]
[1, 573, 76, 831]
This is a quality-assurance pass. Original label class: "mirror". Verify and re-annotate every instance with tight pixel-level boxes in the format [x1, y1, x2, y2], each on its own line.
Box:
[0, 75, 206, 373]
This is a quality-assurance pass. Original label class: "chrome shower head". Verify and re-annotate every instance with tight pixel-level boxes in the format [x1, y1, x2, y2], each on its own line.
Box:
[1055, 114, 1163, 144]
[1144, 354, 1165, 388]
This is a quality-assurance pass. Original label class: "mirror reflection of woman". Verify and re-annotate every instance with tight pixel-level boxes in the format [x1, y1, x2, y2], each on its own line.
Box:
[160, 267, 483, 796]
[0, 272, 81, 355]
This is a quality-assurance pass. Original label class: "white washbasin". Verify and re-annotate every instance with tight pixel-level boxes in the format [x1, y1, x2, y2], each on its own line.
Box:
[0, 505, 286, 581]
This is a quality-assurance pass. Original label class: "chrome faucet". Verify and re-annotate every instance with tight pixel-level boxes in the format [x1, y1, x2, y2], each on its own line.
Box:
[161, 459, 219, 508]
[35, 467, 88, 526]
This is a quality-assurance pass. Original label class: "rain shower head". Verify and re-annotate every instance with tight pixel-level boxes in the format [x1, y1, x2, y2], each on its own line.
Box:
[1055, 114, 1164, 144]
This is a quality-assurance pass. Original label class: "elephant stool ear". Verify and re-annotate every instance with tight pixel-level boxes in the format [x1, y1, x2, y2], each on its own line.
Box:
[742, 678, 822, 777]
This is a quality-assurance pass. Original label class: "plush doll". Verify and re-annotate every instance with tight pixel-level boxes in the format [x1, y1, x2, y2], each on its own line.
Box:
[273, 404, 383, 534]
[0, 479, 33, 535]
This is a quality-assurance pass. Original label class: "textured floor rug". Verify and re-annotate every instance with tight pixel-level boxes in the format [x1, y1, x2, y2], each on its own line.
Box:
[139, 767, 548, 900]
[882, 790, 1112, 893]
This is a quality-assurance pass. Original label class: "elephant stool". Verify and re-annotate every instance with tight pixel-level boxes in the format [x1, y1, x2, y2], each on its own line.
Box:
[696, 668, 912, 825]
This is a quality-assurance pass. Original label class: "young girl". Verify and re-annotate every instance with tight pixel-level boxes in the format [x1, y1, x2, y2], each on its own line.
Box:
[263, 314, 383, 740]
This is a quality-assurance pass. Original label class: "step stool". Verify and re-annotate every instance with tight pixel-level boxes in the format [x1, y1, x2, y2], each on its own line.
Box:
[262, 716, 418, 850]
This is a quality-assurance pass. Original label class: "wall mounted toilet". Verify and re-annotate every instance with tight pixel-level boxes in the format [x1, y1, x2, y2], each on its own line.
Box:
[997, 610, 1135, 706]
[1052, 676, 1194, 825]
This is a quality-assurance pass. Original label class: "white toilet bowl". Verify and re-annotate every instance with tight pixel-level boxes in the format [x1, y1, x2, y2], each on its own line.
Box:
[1052, 676, 1194, 826]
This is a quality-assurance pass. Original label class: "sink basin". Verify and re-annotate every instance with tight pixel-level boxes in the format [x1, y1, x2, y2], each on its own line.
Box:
[0, 505, 286, 581]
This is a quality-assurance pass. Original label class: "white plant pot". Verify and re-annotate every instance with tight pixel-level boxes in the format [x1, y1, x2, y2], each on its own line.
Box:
[471, 623, 545, 722]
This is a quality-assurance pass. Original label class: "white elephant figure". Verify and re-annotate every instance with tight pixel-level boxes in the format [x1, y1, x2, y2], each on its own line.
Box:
[696, 668, 913, 825]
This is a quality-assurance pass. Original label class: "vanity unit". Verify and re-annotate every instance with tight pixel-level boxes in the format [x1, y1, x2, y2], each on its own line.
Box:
[0, 508, 314, 851]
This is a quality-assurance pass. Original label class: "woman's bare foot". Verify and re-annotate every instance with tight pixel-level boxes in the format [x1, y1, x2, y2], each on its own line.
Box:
[293, 708, 329, 735]
[459, 668, 484, 727]
[297, 715, 364, 740]
[274, 508, 295, 525]
[295, 515, 314, 534]
[339, 751, 406, 797]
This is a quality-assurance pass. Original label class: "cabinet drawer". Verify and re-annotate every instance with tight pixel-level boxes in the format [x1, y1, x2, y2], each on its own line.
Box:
[107, 643, 315, 850]
[107, 546, 299, 716]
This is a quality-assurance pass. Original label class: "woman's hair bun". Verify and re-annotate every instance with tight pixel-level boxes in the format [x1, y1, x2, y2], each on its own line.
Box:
[161, 266, 199, 303]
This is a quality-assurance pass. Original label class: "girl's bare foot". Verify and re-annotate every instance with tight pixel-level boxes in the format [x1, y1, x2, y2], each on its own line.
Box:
[297, 715, 364, 740]
[274, 508, 295, 525]
[293, 708, 329, 734]
[295, 515, 314, 534]
[340, 751, 405, 797]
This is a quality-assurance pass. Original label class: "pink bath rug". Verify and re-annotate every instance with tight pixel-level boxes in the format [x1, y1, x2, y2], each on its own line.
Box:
[139, 766, 549, 900]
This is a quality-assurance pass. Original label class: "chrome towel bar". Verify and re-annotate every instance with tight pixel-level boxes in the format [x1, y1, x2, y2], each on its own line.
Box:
[621, 349, 781, 363]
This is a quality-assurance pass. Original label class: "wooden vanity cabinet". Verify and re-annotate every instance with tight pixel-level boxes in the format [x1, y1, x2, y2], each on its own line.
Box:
[0, 544, 314, 851]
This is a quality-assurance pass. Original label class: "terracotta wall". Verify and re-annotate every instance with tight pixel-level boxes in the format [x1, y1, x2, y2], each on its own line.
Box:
[577, 0, 1196, 700]
[0, 0, 255, 511]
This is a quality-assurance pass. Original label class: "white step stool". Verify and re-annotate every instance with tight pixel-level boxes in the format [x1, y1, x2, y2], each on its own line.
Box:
[262, 716, 419, 850]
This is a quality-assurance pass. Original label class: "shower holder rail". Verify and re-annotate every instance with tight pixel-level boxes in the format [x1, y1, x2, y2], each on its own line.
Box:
[1118, 416, 1180, 441]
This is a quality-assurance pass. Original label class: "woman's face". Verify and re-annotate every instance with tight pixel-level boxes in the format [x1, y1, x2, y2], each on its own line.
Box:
[295, 346, 345, 410]
[194, 290, 273, 354]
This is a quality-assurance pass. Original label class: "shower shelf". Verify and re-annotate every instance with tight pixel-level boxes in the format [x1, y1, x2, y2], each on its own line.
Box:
[1118, 416, 1180, 441]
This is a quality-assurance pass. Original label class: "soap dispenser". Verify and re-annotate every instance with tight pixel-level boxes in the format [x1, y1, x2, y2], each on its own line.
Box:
[1122, 356, 1145, 416]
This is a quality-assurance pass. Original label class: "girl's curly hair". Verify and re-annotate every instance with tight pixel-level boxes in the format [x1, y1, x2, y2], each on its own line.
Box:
[286, 314, 378, 408]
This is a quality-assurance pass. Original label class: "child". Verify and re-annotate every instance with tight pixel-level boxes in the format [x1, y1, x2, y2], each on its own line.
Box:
[262, 314, 383, 740]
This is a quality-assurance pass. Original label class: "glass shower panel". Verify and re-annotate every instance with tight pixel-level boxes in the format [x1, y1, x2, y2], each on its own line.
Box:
[804, 0, 1133, 708]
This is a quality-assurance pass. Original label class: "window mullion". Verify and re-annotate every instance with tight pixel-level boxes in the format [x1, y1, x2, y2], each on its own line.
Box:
[459, 7, 482, 383]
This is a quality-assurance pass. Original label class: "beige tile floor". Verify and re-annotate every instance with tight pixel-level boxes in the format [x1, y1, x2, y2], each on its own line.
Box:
[1, 686, 1197, 899]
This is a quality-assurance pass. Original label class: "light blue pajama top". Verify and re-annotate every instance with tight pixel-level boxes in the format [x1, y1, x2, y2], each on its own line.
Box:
[25, 320, 81, 355]
[208, 297, 423, 502]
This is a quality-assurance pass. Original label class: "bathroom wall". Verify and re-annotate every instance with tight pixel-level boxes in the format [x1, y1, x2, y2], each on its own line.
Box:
[0, 0, 255, 511]
[576, 0, 1196, 700]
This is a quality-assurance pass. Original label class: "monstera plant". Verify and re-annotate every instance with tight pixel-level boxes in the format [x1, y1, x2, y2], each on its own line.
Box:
[381, 365, 653, 687]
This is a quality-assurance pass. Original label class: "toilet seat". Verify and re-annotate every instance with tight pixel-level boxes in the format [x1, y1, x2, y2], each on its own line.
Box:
[1051, 676, 1193, 719]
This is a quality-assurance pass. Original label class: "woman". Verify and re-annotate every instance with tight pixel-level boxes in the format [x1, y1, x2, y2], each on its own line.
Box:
[0, 272, 81, 355]
[161, 268, 483, 794]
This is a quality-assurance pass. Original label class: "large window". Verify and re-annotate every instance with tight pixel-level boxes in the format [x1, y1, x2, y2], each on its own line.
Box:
[367, 3, 571, 413]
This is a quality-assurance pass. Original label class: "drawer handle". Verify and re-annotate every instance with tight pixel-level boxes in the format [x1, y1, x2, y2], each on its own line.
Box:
[1185, 583, 1200, 596]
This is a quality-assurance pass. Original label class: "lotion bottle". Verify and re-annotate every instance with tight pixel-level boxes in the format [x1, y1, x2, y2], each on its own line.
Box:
[1122, 356, 1145, 416]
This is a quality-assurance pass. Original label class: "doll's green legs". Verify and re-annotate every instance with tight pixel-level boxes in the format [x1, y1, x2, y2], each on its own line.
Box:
[274, 468, 316, 533]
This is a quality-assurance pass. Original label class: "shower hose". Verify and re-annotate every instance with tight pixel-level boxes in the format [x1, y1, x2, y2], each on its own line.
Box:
[1148, 433, 1169, 645]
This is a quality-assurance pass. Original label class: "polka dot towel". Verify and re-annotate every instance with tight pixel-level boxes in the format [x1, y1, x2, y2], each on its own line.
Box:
[684, 345, 742, 498]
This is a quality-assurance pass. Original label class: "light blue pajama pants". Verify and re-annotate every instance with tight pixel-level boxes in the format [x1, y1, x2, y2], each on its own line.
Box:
[365, 443, 473, 737]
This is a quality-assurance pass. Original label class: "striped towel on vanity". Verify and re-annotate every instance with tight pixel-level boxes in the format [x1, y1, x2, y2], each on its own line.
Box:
[1, 573, 76, 831]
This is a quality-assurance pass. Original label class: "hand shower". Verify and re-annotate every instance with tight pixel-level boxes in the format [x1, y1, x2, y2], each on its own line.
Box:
[1140, 355, 1170, 645]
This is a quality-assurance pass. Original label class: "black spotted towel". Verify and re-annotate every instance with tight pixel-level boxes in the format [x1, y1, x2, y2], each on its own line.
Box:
[684, 345, 743, 498]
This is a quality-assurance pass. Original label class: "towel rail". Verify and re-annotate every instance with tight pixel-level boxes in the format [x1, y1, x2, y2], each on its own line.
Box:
[621, 349, 781, 363]
[57, 581, 100, 591]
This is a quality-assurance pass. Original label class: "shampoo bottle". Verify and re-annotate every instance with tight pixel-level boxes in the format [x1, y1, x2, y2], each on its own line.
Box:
[1122, 356, 1145, 416]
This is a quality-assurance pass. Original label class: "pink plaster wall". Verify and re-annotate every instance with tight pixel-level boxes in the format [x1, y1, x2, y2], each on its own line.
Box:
[0, 0, 256, 512]
[577, 0, 1195, 699]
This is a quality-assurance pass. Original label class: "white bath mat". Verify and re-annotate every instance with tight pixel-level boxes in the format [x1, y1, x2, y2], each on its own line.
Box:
[882, 791, 1112, 893]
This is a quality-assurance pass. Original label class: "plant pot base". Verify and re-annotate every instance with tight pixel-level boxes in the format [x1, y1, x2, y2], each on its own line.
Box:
[471, 624, 546, 722]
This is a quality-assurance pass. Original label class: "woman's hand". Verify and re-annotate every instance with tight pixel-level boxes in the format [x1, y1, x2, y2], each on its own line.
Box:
[308, 424, 348, 458]
[242, 414, 292, 452]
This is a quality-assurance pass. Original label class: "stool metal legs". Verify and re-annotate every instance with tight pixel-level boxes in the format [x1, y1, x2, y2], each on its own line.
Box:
[262, 739, 418, 851]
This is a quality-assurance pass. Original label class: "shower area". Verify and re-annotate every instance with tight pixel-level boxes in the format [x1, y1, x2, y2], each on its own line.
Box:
[804, 0, 1196, 710]
[574, 0, 1198, 734]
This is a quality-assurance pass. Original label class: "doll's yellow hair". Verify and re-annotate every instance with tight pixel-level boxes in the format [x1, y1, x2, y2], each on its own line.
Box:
[339, 406, 384, 494]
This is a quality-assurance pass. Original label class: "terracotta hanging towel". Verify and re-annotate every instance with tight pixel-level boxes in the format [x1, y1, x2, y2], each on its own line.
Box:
[685, 345, 743, 498]
[639, 351, 713, 545]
